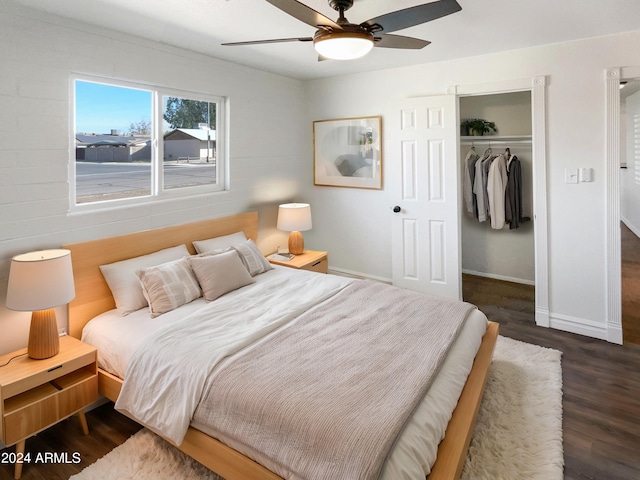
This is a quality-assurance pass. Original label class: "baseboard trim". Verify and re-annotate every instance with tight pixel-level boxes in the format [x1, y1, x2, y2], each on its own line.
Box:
[621, 216, 640, 238]
[328, 266, 391, 284]
[549, 313, 608, 341]
[607, 323, 623, 345]
[535, 308, 550, 328]
[462, 269, 535, 286]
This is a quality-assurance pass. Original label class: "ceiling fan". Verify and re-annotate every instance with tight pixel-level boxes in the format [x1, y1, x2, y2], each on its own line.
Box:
[222, 0, 462, 61]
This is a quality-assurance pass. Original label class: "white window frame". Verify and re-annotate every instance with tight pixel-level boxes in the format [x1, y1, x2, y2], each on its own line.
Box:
[69, 74, 227, 212]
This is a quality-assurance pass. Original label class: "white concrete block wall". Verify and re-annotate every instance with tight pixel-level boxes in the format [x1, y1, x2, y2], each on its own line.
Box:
[0, 1, 306, 354]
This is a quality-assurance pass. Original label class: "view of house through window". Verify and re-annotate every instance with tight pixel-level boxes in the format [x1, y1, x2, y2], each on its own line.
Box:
[73, 78, 222, 206]
[162, 96, 217, 190]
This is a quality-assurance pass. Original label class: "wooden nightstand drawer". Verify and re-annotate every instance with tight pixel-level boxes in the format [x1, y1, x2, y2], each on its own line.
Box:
[303, 258, 328, 273]
[3, 384, 59, 445]
[54, 369, 98, 418]
[0, 336, 98, 445]
[2, 350, 96, 400]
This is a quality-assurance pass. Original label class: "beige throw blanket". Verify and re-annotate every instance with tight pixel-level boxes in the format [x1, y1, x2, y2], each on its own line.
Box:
[194, 281, 476, 480]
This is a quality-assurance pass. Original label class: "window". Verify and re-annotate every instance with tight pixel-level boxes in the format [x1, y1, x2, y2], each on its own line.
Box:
[72, 77, 225, 207]
[162, 95, 217, 190]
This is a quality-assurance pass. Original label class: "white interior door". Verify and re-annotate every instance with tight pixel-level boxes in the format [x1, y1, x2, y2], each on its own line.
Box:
[390, 95, 461, 299]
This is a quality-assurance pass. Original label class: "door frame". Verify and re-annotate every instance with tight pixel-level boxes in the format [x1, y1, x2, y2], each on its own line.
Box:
[605, 66, 640, 345]
[449, 76, 550, 328]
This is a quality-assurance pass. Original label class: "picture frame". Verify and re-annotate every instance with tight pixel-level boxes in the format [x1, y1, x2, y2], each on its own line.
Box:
[313, 116, 382, 189]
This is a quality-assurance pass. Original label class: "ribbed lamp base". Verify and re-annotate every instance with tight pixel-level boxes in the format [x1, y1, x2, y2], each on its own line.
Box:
[28, 309, 60, 360]
[288, 231, 305, 255]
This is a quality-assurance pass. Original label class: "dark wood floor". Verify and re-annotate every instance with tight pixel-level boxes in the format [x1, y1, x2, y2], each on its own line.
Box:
[622, 222, 640, 345]
[0, 401, 142, 480]
[463, 274, 640, 480]
[2, 275, 640, 479]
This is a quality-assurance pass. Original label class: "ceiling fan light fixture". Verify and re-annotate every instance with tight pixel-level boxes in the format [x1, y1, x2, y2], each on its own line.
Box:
[313, 31, 374, 60]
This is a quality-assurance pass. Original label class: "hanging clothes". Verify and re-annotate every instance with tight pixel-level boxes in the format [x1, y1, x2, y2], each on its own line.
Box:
[487, 153, 508, 229]
[505, 155, 523, 230]
[481, 154, 495, 222]
[464, 145, 529, 231]
[473, 148, 493, 222]
[463, 147, 479, 216]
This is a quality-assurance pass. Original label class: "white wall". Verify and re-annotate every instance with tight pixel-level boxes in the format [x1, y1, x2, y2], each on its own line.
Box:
[459, 92, 533, 137]
[303, 31, 640, 340]
[622, 89, 640, 235]
[0, 1, 305, 354]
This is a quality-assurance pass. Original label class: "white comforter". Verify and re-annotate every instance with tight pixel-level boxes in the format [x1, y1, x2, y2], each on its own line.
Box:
[83, 267, 487, 479]
[114, 268, 353, 445]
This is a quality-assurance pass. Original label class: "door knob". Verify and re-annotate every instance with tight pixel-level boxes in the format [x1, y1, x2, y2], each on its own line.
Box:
[393, 206, 401, 213]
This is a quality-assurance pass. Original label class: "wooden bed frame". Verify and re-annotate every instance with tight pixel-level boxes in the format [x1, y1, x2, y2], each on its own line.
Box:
[63, 211, 498, 480]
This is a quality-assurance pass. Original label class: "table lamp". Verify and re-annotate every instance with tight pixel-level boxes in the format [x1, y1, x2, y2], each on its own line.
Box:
[6, 249, 75, 359]
[277, 203, 312, 255]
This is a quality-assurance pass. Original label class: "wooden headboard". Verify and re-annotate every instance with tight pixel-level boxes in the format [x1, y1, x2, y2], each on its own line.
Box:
[62, 211, 259, 339]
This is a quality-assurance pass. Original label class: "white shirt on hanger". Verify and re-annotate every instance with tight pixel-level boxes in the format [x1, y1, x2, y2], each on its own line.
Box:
[487, 153, 509, 229]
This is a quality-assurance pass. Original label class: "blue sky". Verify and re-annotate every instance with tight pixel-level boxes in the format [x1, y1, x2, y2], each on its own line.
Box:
[75, 80, 152, 134]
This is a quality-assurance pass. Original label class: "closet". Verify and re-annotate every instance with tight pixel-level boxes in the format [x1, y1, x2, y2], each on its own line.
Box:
[459, 92, 535, 295]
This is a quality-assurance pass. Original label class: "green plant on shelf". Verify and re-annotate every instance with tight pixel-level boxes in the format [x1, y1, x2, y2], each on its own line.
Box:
[461, 118, 497, 136]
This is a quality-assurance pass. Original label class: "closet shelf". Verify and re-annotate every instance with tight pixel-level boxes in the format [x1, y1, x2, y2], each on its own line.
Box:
[460, 135, 532, 145]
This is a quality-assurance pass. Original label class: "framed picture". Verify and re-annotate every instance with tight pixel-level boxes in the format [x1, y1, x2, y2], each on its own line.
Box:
[313, 116, 382, 189]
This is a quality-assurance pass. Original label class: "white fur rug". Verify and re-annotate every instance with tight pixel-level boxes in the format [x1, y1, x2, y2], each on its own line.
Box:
[461, 335, 564, 479]
[71, 335, 563, 480]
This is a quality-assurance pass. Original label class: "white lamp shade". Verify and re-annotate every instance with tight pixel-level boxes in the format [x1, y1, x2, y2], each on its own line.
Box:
[6, 249, 75, 312]
[277, 203, 312, 232]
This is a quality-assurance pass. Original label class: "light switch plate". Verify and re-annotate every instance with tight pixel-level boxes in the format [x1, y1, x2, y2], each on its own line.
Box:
[565, 168, 578, 184]
[579, 167, 593, 182]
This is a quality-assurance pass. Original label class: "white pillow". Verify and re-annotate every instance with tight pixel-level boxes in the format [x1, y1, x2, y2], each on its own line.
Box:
[99, 245, 190, 316]
[192, 231, 247, 254]
[189, 250, 255, 302]
[232, 239, 273, 276]
[136, 257, 202, 318]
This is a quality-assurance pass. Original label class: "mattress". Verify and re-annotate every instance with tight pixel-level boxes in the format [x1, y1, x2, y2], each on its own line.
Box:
[82, 266, 487, 478]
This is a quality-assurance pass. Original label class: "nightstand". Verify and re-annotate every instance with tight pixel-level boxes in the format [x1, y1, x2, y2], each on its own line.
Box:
[268, 250, 328, 274]
[0, 335, 98, 479]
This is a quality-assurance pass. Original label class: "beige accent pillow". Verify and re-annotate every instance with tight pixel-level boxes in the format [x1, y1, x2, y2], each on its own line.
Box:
[99, 245, 191, 315]
[233, 239, 273, 276]
[192, 231, 247, 254]
[136, 257, 202, 318]
[189, 250, 255, 302]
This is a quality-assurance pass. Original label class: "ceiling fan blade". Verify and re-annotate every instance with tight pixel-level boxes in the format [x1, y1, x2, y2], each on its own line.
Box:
[265, 0, 341, 29]
[361, 0, 461, 34]
[222, 37, 313, 46]
[375, 34, 431, 50]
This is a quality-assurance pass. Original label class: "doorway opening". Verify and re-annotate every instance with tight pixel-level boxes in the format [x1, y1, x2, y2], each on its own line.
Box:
[458, 91, 536, 323]
[620, 79, 640, 345]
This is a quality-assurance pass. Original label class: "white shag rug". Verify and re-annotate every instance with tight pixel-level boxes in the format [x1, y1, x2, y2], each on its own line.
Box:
[71, 336, 563, 480]
[461, 335, 564, 480]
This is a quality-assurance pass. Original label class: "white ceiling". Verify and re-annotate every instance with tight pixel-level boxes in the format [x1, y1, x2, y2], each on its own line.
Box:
[12, 0, 640, 80]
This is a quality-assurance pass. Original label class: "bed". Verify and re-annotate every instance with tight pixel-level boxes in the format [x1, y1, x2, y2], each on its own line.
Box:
[63, 211, 498, 480]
